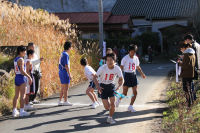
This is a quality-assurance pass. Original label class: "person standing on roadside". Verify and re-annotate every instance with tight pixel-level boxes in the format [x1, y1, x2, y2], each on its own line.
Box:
[13, 45, 32, 117]
[25, 42, 43, 104]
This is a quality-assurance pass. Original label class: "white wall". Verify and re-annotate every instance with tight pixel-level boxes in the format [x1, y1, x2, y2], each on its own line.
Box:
[132, 19, 152, 26]
[8, 0, 117, 12]
[152, 20, 188, 32]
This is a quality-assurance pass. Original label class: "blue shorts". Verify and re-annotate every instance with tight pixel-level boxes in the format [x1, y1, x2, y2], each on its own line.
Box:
[15, 75, 27, 86]
[123, 72, 138, 87]
[59, 70, 70, 84]
[88, 81, 96, 89]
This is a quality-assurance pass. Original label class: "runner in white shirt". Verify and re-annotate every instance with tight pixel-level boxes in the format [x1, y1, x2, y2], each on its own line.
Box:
[80, 58, 100, 109]
[116, 44, 146, 113]
[94, 53, 124, 124]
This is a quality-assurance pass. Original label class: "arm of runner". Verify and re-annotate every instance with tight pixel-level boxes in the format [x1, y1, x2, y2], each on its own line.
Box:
[116, 77, 124, 91]
[26, 61, 31, 76]
[18, 59, 32, 85]
[136, 66, 146, 79]
[120, 65, 124, 71]
[116, 66, 124, 91]
[65, 53, 71, 80]
[93, 74, 103, 94]
[65, 65, 72, 80]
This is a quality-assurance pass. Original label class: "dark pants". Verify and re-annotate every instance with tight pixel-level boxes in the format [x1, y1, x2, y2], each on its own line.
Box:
[29, 71, 40, 101]
[148, 54, 153, 63]
[182, 78, 194, 107]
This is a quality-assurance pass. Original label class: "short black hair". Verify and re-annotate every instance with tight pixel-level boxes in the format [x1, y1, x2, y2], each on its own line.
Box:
[106, 53, 116, 62]
[128, 44, 138, 52]
[64, 41, 72, 50]
[80, 58, 88, 66]
[17, 45, 26, 55]
[184, 34, 194, 41]
[28, 42, 34, 47]
[27, 49, 34, 56]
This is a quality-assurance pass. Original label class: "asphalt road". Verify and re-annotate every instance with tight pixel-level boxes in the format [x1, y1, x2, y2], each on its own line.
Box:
[0, 62, 174, 133]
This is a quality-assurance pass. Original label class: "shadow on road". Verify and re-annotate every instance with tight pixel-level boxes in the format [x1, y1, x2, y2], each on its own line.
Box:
[15, 107, 166, 132]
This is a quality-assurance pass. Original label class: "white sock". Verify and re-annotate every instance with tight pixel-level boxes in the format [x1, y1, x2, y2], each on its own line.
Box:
[108, 116, 112, 119]
[20, 108, 24, 113]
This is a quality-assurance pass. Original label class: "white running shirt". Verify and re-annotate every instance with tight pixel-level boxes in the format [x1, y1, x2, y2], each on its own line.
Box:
[84, 65, 96, 82]
[96, 64, 123, 84]
[121, 54, 140, 73]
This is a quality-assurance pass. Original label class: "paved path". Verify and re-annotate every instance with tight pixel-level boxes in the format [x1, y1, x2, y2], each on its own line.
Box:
[0, 62, 174, 133]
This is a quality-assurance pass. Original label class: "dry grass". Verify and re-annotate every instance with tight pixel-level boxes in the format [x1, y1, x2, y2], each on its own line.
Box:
[0, 1, 92, 98]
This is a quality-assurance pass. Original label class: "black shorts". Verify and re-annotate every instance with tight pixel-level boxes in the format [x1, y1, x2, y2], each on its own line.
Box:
[100, 83, 115, 99]
[88, 81, 95, 89]
[123, 72, 138, 87]
[182, 78, 193, 92]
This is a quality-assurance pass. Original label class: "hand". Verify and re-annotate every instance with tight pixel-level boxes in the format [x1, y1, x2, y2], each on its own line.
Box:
[115, 87, 120, 91]
[28, 77, 33, 85]
[97, 86, 103, 94]
[142, 74, 146, 79]
[69, 75, 72, 80]
[40, 57, 44, 61]
[177, 60, 182, 64]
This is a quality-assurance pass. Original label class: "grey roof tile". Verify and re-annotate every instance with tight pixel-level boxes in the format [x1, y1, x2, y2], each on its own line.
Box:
[112, 0, 198, 19]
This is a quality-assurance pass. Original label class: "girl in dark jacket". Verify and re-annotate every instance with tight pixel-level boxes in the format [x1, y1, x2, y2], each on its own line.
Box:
[178, 43, 196, 107]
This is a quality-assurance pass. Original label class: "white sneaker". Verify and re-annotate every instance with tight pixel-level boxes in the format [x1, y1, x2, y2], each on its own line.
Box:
[107, 117, 116, 124]
[58, 101, 63, 106]
[63, 101, 73, 106]
[19, 111, 30, 117]
[33, 99, 40, 104]
[116, 98, 121, 107]
[91, 103, 99, 109]
[96, 101, 101, 106]
[12, 110, 19, 117]
[128, 105, 136, 112]
[24, 104, 34, 111]
[29, 102, 33, 105]
[90, 101, 100, 106]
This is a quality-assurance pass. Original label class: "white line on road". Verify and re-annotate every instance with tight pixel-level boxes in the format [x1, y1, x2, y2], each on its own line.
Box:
[35, 103, 166, 109]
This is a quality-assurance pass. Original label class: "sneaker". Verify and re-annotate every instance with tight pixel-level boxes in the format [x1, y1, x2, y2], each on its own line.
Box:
[116, 98, 121, 108]
[63, 101, 73, 106]
[96, 101, 101, 106]
[128, 105, 136, 112]
[24, 104, 34, 111]
[107, 117, 116, 124]
[19, 111, 30, 117]
[58, 101, 63, 106]
[29, 102, 33, 105]
[91, 103, 98, 109]
[12, 110, 19, 118]
[33, 100, 40, 104]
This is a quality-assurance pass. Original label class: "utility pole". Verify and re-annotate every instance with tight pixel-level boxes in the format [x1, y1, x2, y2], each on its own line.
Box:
[98, 0, 104, 56]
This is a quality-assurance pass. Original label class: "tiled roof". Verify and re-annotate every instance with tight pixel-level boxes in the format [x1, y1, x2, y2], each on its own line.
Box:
[54, 12, 130, 24]
[106, 15, 130, 24]
[111, 0, 198, 19]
